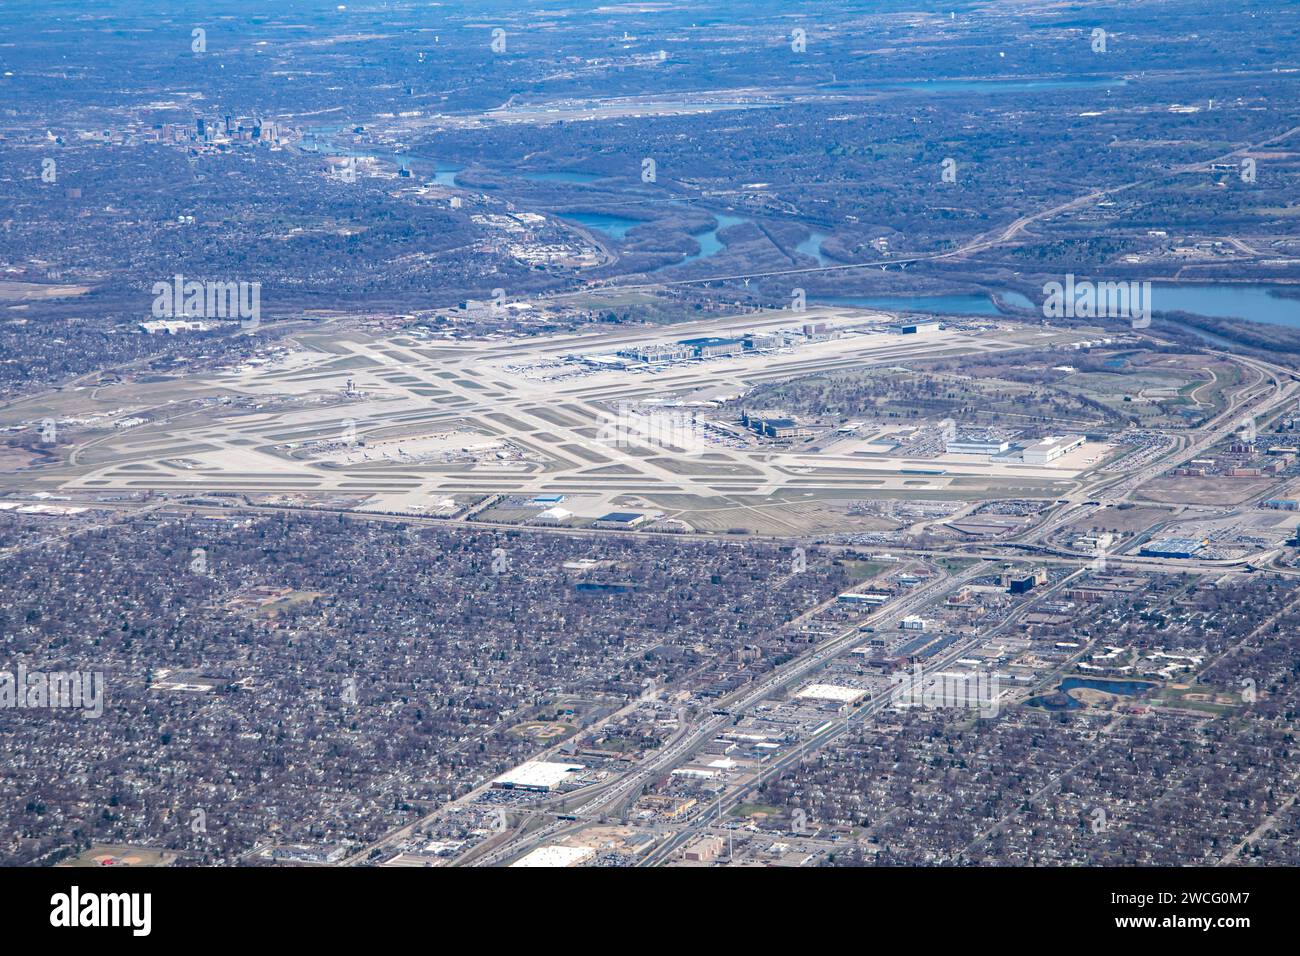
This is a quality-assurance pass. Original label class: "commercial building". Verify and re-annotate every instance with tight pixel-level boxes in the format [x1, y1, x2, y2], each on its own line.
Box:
[1020, 435, 1085, 465]
[1068, 577, 1147, 603]
[618, 342, 693, 363]
[801, 321, 840, 342]
[429, 496, 459, 517]
[509, 845, 597, 867]
[741, 411, 811, 440]
[1262, 499, 1300, 511]
[1139, 537, 1207, 559]
[534, 506, 573, 525]
[759, 417, 809, 439]
[491, 760, 585, 792]
[683, 836, 725, 862]
[946, 436, 1011, 456]
[268, 844, 347, 864]
[1003, 567, 1048, 594]
[593, 511, 649, 529]
[744, 332, 783, 351]
[679, 336, 745, 359]
[795, 683, 869, 704]
[892, 319, 941, 334]
[638, 795, 698, 820]
[838, 592, 890, 605]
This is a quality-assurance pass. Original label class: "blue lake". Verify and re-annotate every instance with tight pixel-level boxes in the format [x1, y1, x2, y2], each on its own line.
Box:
[999, 291, 1037, 309]
[1150, 283, 1300, 329]
[796, 230, 830, 265]
[430, 166, 461, 187]
[1028, 677, 1157, 711]
[687, 213, 747, 261]
[562, 211, 644, 238]
[562, 207, 753, 247]
[1000, 282, 1300, 329]
[1060, 678, 1156, 697]
[653, 212, 750, 269]
[299, 130, 463, 187]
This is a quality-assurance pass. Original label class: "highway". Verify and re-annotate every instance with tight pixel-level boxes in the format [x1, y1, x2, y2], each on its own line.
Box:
[482, 343, 1297, 866]
[636, 565, 1088, 865]
[1007, 349, 1297, 554]
[465, 562, 982, 866]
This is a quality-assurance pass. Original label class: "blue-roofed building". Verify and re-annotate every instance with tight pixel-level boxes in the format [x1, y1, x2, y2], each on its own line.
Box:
[1139, 537, 1207, 559]
[594, 511, 649, 529]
